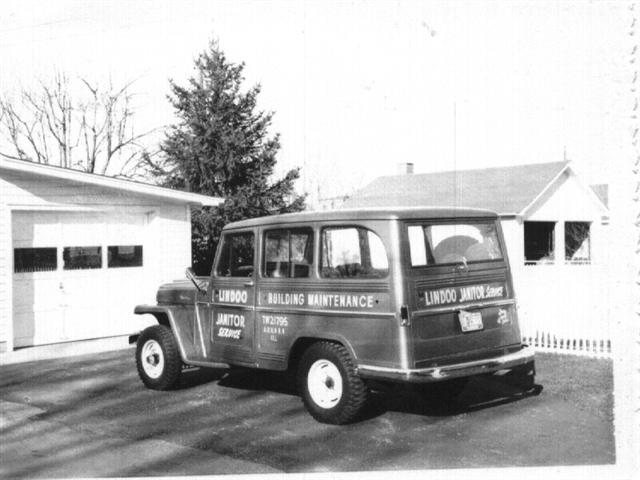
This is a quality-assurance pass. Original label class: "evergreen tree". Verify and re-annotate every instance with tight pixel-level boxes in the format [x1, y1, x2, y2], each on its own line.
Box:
[154, 41, 305, 274]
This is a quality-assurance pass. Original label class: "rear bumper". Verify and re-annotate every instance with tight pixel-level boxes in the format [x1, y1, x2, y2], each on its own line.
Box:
[357, 345, 535, 383]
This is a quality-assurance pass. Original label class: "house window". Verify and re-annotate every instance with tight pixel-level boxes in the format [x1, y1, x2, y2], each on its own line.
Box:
[565, 222, 591, 264]
[63, 246, 102, 270]
[263, 228, 314, 278]
[524, 221, 555, 264]
[321, 227, 388, 278]
[14, 247, 57, 273]
[215, 232, 255, 277]
[108, 245, 143, 268]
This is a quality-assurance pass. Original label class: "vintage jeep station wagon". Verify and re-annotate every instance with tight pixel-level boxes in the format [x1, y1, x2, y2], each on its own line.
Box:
[133, 207, 535, 424]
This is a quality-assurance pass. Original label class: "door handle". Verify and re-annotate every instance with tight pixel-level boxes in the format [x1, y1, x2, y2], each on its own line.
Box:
[244, 281, 255, 287]
[453, 257, 469, 274]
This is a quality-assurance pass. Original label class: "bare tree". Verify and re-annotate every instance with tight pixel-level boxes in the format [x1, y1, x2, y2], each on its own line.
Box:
[0, 72, 154, 175]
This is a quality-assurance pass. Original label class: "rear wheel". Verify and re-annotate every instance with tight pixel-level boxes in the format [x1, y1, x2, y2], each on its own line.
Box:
[136, 325, 182, 390]
[297, 342, 368, 424]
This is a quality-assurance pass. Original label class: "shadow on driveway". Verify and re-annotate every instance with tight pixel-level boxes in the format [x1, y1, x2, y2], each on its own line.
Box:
[0, 349, 613, 477]
[205, 367, 543, 421]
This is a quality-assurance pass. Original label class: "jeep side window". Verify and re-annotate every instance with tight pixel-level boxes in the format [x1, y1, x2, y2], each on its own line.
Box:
[321, 227, 389, 278]
[215, 232, 255, 277]
[263, 228, 314, 278]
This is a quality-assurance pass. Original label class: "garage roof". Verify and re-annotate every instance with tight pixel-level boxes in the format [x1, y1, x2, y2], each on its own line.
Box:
[0, 158, 222, 206]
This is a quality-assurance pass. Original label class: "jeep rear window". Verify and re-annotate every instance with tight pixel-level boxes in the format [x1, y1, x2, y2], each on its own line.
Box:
[408, 221, 503, 266]
[321, 227, 388, 278]
[215, 232, 255, 277]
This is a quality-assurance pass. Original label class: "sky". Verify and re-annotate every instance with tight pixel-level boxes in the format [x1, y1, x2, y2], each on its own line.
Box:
[0, 1, 634, 206]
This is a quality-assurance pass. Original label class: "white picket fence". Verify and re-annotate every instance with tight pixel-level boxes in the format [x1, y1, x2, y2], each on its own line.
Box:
[521, 331, 612, 358]
[514, 263, 612, 358]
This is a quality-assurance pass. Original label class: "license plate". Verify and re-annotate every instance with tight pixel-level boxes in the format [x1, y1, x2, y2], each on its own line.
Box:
[459, 310, 483, 332]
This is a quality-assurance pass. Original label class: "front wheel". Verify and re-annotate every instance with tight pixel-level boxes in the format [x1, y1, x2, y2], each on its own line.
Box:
[297, 342, 369, 424]
[135, 325, 182, 390]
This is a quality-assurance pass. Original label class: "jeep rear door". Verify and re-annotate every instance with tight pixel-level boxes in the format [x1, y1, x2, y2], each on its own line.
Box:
[404, 218, 522, 368]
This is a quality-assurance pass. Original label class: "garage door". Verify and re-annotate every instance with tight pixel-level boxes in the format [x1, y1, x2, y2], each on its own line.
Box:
[12, 211, 147, 347]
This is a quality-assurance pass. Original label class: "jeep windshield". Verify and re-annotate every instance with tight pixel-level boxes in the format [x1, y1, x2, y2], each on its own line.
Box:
[408, 220, 503, 266]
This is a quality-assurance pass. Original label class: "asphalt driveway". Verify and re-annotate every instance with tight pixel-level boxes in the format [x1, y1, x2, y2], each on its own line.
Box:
[0, 348, 614, 477]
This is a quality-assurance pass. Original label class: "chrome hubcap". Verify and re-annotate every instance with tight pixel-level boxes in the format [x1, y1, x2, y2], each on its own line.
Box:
[141, 339, 164, 379]
[307, 359, 343, 409]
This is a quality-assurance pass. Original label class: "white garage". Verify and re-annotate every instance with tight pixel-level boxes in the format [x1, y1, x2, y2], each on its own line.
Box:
[0, 158, 221, 352]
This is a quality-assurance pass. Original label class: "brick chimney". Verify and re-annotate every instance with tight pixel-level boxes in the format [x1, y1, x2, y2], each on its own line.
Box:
[397, 162, 414, 175]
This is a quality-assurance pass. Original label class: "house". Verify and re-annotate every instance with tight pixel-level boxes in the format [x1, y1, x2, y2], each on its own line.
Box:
[0, 158, 221, 352]
[343, 161, 612, 356]
[343, 161, 609, 266]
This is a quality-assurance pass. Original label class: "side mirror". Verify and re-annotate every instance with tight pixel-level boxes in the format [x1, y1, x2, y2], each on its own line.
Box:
[185, 267, 206, 294]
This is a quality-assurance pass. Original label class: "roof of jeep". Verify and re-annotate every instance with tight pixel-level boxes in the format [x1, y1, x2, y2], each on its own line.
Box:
[224, 206, 498, 230]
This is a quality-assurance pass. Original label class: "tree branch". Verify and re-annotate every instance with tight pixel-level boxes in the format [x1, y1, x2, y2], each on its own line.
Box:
[1, 74, 149, 175]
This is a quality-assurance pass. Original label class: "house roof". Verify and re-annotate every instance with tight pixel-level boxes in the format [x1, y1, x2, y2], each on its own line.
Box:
[0, 158, 222, 206]
[343, 161, 578, 215]
[590, 184, 609, 208]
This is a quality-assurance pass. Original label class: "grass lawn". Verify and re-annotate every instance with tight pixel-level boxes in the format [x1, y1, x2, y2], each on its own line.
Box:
[535, 351, 614, 422]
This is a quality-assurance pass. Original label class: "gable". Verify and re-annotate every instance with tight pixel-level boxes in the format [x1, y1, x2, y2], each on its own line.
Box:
[525, 170, 607, 221]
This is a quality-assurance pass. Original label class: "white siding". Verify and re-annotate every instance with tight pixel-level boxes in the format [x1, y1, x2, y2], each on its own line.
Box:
[0, 170, 195, 350]
[499, 218, 523, 266]
[509, 172, 612, 355]
[157, 204, 192, 283]
[0, 176, 11, 351]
